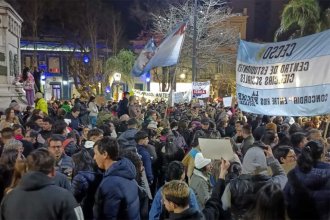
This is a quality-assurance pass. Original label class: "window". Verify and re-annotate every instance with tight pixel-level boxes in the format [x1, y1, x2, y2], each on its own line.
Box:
[51, 84, 61, 99]
[24, 56, 38, 69]
[134, 83, 143, 90]
[48, 57, 60, 73]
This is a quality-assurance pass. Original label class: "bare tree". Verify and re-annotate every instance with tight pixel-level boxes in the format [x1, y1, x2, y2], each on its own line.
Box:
[102, 7, 125, 56]
[151, 0, 240, 73]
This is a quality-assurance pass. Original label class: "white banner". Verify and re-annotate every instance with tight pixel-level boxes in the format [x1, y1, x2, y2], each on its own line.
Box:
[192, 81, 210, 99]
[133, 89, 191, 104]
[236, 30, 330, 116]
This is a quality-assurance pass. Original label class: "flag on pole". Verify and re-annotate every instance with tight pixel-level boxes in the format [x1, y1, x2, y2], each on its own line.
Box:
[143, 21, 187, 73]
[131, 38, 157, 77]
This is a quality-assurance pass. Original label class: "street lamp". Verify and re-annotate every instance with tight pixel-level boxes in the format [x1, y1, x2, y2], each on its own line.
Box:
[113, 72, 121, 101]
[192, 0, 198, 83]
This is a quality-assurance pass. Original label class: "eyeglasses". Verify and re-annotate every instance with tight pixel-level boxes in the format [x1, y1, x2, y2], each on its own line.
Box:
[286, 155, 296, 159]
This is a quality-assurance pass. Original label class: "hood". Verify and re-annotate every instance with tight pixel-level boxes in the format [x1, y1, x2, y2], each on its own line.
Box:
[242, 146, 267, 175]
[18, 171, 54, 191]
[104, 157, 136, 180]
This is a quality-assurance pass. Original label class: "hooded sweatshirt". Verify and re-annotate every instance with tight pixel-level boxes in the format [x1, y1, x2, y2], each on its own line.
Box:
[94, 157, 140, 220]
[0, 171, 82, 220]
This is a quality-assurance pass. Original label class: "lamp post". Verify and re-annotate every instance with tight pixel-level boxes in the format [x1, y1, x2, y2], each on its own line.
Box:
[113, 72, 121, 101]
[192, 0, 198, 83]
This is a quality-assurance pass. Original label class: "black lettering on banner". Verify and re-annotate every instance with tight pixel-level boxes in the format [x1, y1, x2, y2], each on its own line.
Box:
[293, 94, 328, 104]
[238, 92, 259, 106]
[262, 43, 296, 60]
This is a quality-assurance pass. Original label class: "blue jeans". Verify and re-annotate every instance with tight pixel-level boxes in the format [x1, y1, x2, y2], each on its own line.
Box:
[89, 116, 97, 128]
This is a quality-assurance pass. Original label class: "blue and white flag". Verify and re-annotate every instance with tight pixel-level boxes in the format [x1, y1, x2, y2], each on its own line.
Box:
[143, 22, 187, 72]
[131, 38, 156, 77]
[236, 30, 330, 116]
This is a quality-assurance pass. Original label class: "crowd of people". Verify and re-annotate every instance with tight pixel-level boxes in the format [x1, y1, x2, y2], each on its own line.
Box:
[0, 90, 330, 220]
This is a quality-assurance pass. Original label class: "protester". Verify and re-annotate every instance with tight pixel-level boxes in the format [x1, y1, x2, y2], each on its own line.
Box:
[149, 161, 199, 220]
[35, 93, 48, 115]
[93, 136, 140, 220]
[20, 67, 35, 106]
[190, 153, 213, 209]
[0, 148, 83, 220]
[161, 159, 230, 219]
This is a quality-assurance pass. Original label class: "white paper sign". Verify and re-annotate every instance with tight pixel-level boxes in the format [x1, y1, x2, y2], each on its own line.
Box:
[198, 138, 235, 161]
[223, 97, 232, 107]
[192, 81, 210, 98]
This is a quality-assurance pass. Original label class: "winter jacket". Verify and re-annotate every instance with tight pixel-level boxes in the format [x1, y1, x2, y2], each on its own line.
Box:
[88, 102, 98, 117]
[65, 113, 81, 131]
[149, 187, 199, 220]
[94, 157, 140, 220]
[240, 135, 255, 156]
[137, 145, 154, 184]
[190, 169, 212, 209]
[285, 166, 330, 220]
[72, 171, 103, 220]
[54, 171, 72, 191]
[221, 156, 287, 219]
[0, 171, 82, 220]
[35, 98, 48, 115]
[55, 154, 75, 178]
[117, 98, 129, 117]
[117, 128, 138, 152]
[168, 179, 226, 220]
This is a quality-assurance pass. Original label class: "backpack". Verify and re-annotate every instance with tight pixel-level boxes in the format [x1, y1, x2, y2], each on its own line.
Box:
[172, 130, 187, 151]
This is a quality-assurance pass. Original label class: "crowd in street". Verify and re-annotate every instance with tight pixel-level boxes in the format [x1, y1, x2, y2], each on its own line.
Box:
[0, 90, 330, 220]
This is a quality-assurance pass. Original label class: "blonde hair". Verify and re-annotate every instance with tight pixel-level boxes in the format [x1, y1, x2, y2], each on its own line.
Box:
[162, 180, 189, 207]
[5, 159, 27, 194]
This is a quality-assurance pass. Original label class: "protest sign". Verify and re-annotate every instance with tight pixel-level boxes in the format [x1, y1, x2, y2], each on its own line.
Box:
[198, 138, 235, 161]
[192, 81, 210, 99]
[223, 97, 232, 107]
[236, 30, 330, 116]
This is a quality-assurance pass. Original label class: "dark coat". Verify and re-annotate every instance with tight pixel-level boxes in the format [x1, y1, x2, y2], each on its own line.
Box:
[72, 171, 103, 220]
[285, 167, 330, 220]
[0, 171, 82, 220]
[94, 157, 140, 220]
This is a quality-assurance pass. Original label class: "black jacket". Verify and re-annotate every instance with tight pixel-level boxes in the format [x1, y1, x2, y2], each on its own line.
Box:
[0, 171, 82, 220]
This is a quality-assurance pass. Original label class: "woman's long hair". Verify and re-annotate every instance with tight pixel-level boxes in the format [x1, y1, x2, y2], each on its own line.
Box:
[5, 159, 27, 193]
[22, 67, 29, 81]
[297, 140, 324, 173]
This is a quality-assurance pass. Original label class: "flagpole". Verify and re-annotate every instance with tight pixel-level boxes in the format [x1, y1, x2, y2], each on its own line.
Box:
[164, 22, 188, 120]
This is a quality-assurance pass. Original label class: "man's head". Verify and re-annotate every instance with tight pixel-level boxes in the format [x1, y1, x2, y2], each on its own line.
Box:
[273, 146, 296, 164]
[42, 117, 53, 131]
[24, 130, 38, 144]
[135, 131, 149, 146]
[1, 127, 14, 144]
[71, 107, 80, 118]
[127, 118, 138, 129]
[201, 118, 210, 130]
[52, 121, 68, 135]
[291, 132, 307, 149]
[27, 148, 55, 176]
[166, 161, 185, 182]
[47, 134, 64, 160]
[93, 137, 119, 170]
[162, 180, 190, 212]
[87, 128, 104, 142]
[242, 123, 252, 138]
[34, 116, 44, 128]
